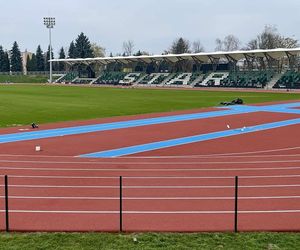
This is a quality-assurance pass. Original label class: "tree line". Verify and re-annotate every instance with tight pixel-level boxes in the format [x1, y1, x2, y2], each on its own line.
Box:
[167, 25, 298, 55]
[0, 25, 298, 73]
[0, 41, 63, 73]
[0, 32, 98, 73]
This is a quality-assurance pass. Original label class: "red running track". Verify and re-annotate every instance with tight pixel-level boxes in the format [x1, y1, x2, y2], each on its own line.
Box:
[0, 102, 299, 232]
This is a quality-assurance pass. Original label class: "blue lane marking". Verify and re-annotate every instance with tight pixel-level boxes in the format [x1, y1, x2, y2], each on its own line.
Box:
[0, 108, 252, 144]
[227, 102, 300, 114]
[0, 102, 300, 144]
[80, 118, 300, 158]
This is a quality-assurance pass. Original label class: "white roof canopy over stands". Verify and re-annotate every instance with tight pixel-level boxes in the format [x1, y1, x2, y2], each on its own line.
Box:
[50, 48, 300, 65]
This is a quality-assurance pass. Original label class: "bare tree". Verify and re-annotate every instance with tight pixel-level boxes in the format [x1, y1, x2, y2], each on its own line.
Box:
[91, 43, 106, 57]
[223, 35, 240, 51]
[215, 38, 223, 51]
[243, 25, 299, 70]
[279, 37, 298, 48]
[246, 25, 298, 50]
[245, 39, 259, 50]
[192, 40, 205, 53]
[123, 40, 135, 56]
[259, 25, 281, 49]
[215, 35, 240, 51]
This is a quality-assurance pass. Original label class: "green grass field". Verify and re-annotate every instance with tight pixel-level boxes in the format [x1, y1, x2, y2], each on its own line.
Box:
[0, 232, 299, 250]
[0, 84, 299, 127]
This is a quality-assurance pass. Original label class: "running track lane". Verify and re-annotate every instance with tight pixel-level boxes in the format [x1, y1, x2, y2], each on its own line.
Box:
[79, 118, 300, 157]
[0, 155, 300, 231]
[1, 102, 300, 144]
[0, 175, 299, 231]
[0, 102, 300, 231]
[0, 108, 247, 144]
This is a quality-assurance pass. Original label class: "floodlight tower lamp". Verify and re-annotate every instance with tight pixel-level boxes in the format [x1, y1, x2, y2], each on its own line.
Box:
[43, 17, 56, 83]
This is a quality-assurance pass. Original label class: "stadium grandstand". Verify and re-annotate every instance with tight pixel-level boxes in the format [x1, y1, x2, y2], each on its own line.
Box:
[51, 48, 300, 90]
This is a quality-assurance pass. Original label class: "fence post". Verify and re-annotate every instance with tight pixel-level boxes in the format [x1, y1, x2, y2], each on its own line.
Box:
[5, 175, 9, 232]
[234, 176, 238, 233]
[119, 176, 123, 232]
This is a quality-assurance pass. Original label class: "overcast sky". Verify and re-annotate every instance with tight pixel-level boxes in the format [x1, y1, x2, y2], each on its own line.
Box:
[1, 0, 300, 57]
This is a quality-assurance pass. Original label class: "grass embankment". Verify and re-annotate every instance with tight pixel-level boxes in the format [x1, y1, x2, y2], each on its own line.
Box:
[0, 84, 299, 127]
[0, 232, 299, 250]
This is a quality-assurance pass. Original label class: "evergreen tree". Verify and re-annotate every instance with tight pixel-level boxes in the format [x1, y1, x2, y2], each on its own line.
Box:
[74, 32, 94, 58]
[31, 54, 37, 71]
[27, 54, 37, 72]
[58, 47, 66, 71]
[45, 45, 54, 71]
[0, 46, 5, 72]
[26, 55, 31, 72]
[36, 45, 45, 71]
[166, 38, 192, 72]
[10, 41, 22, 72]
[134, 50, 143, 56]
[3, 51, 10, 72]
[168, 37, 191, 54]
[68, 41, 76, 58]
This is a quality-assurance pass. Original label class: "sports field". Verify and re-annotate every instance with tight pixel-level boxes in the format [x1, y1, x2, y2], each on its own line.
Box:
[0, 84, 300, 248]
[0, 84, 300, 127]
[0, 84, 300, 229]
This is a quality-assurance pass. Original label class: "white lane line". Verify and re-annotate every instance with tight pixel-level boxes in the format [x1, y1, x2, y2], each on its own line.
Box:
[2, 159, 300, 165]
[9, 175, 118, 179]
[6, 174, 300, 179]
[0, 147, 300, 159]
[123, 154, 300, 159]
[0, 154, 75, 158]
[121, 146, 300, 158]
[1, 145, 300, 159]
[1, 195, 300, 200]
[1, 166, 300, 171]
[0, 210, 299, 214]
[2, 184, 300, 188]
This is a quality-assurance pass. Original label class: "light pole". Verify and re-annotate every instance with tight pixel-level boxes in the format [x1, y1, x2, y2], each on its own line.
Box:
[43, 17, 55, 83]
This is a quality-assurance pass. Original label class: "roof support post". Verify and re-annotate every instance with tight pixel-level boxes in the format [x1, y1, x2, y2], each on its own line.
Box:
[161, 58, 176, 72]
[285, 51, 296, 70]
[264, 52, 278, 71]
[191, 56, 203, 72]
[243, 54, 255, 71]
[224, 54, 238, 72]
[224, 54, 237, 64]
[207, 55, 220, 71]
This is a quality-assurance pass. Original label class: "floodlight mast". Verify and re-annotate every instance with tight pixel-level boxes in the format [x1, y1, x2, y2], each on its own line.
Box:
[43, 17, 55, 83]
